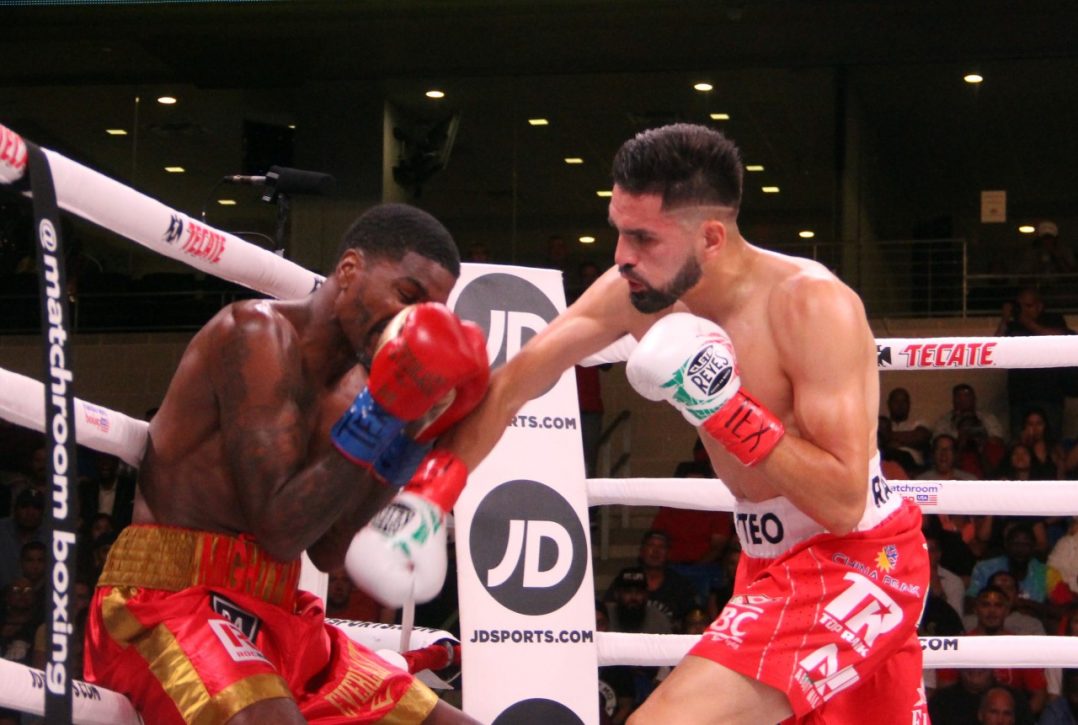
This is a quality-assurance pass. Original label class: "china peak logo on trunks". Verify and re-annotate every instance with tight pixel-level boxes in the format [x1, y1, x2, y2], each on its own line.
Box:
[162, 213, 226, 264]
[453, 272, 559, 394]
[470, 480, 587, 616]
[876, 341, 997, 369]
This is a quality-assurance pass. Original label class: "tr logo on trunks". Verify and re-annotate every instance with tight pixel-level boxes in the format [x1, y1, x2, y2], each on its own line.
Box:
[210, 593, 262, 642]
[735, 512, 784, 545]
[470, 479, 587, 616]
[820, 572, 903, 651]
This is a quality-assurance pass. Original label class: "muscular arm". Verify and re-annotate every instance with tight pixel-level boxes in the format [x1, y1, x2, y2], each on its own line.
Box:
[213, 303, 378, 562]
[440, 267, 654, 471]
[755, 275, 876, 534]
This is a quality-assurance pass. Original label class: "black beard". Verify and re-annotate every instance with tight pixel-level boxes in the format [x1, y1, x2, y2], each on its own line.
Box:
[627, 255, 703, 313]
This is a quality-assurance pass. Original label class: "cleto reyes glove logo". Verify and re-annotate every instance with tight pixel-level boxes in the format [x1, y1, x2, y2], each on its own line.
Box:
[663, 337, 735, 420]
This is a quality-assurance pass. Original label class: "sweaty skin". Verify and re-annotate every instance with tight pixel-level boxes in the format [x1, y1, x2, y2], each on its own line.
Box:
[134, 249, 457, 569]
[442, 185, 879, 537]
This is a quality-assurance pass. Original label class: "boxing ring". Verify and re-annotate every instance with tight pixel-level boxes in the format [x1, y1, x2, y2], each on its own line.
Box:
[3, 122, 1078, 722]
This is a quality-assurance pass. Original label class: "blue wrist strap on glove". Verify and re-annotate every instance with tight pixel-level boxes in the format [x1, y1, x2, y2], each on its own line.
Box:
[332, 388, 406, 465]
[371, 432, 432, 488]
[331, 388, 432, 487]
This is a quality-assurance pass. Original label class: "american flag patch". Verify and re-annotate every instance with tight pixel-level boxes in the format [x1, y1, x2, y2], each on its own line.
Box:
[915, 492, 937, 506]
[83, 404, 110, 434]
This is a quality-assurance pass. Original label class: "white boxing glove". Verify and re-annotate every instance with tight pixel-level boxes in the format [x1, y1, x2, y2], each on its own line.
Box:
[346, 450, 468, 607]
[627, 313, 784, 466]
[346, 491, 447, 607]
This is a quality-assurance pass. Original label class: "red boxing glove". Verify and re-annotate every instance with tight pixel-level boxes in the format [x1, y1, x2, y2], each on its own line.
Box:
[411, 321, 489, 443]
[405, 449, 469, 513]
[369, 303, 489, 422]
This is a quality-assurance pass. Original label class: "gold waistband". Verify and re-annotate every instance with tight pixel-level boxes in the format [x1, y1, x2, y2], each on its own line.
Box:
[98, 525, 301, 609]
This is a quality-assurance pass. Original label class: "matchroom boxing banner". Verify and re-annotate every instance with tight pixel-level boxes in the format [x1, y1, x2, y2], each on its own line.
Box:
[450, 264, 598, 724]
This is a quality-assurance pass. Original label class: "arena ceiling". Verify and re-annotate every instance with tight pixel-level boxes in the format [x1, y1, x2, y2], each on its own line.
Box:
[2, 0, 1078, 267]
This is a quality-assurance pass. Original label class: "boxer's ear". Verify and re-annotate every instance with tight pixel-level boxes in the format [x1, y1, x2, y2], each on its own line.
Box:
[335, 248, 366, 289]
[702, 219, 727, 257]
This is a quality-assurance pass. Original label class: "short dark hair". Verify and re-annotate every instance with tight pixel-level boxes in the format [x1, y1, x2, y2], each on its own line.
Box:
[337, 203, 460, 278]
[611, 123, 743, 212]
[976, 584, 1008, 601]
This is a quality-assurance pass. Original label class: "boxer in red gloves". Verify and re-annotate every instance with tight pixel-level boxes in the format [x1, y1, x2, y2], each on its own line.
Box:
[85, 203, 484, 725]
[440, 124, 929, 724]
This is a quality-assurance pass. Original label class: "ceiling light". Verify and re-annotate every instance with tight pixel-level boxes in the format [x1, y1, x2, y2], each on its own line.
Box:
[709, 113, 730, 120]
[1018, 225, 1036, 234]
[164, 166, 185, 173]
[157, 95, 177, 105]
[425, 90, 445, 99]
[564, 157, 584, 164]
[693, 82, 713, 92]
[579, 236, 596, 244]
[528, 118, 549, 126]
[798, 230, 815, 239]
[745, 164, 764, 172]
[105, 129, 128, 136]
[963, 73, 983, 84]
[596, 190, 613, 198]
[287, 124, 296, 130]
[762, 186, 780, 193]
[216, 199, 237, 206]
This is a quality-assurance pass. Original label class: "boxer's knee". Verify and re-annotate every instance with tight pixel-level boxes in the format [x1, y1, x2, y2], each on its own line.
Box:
[226, 696, 304, 725]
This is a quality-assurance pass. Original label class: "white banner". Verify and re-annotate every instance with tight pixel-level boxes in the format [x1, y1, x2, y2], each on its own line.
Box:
[450, 265, 597, 724]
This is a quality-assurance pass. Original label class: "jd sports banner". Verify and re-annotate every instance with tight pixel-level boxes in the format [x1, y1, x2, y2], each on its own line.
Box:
[451, 265, 597, 724]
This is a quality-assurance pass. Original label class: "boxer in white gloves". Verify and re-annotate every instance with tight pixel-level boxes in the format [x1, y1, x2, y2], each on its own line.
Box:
[440, 124, 929, 724]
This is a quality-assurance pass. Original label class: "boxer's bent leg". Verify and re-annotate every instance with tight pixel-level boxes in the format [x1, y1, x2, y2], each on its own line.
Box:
[628, 655, 793, 725]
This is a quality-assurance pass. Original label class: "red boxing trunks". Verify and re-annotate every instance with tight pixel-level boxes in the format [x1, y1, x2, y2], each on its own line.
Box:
[85, 525, 439, 724]
[690, 455, 929, 724]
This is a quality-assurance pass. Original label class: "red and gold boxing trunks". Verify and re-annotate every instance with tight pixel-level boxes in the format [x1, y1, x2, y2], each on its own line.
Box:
[85, 525, 439, 724]
[690, 456, 930, 724]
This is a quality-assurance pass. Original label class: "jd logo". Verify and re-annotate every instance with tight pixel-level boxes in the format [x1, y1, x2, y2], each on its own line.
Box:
[471, 480, 587, 615]
[492, 698, 584, 725]
[453, 272, 560, 383]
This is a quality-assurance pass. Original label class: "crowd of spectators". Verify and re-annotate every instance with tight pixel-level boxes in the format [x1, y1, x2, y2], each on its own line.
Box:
[878, 358, 1078, 722]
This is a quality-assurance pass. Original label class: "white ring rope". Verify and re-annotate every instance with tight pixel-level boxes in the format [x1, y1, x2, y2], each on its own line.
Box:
[582, 334, 1078, 370]
[0, 367, 148, 467]
[0, 658, 142, 725]
[2, 123, 1076, 709]
[587, 477, 1078, 516]
[596, 633, 1078, 669]
[0, 123, 322, 301]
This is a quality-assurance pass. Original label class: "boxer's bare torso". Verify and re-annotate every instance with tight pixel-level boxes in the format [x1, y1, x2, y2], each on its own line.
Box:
[133, 250, 456, 567]
[445, 187, 878, 533]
